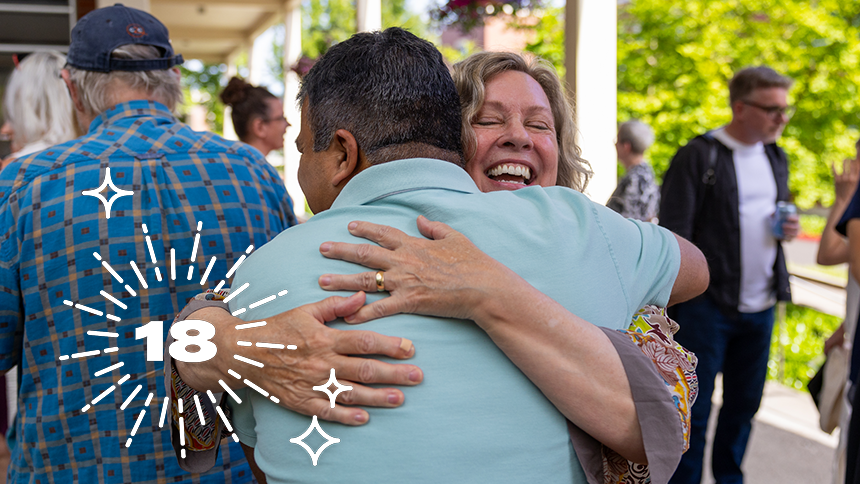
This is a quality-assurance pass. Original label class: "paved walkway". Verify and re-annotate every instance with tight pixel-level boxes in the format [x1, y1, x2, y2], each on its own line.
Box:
[692, 238, 841, 483]
[700, 378, 837, 483]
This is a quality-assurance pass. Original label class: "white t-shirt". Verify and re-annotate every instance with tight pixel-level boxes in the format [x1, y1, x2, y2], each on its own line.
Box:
[712, 128, 778, 313]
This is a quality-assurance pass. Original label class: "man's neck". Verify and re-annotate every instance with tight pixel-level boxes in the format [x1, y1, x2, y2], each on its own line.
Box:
[76, 90, 168, 132]
[723, 121, 761, 145]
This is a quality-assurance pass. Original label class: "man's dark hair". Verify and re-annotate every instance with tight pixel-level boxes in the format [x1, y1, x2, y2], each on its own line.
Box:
[728, 66, 793, 104]
[298, 27, 464, 165]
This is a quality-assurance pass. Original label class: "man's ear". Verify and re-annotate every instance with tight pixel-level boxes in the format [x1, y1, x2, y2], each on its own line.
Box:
[730, 100, 746, 118]
[331, 128, 362, 187]
[61, 69, 86, 114]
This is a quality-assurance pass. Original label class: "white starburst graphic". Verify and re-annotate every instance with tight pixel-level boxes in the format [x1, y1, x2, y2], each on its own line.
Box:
[81, 167, 134, 219]
[56, 220, 299, 449]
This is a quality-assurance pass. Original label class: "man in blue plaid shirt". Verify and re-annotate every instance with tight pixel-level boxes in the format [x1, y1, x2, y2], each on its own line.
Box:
[0, 5, 297, 483]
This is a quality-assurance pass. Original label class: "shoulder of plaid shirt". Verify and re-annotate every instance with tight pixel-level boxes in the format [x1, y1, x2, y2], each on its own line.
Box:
[0, 100, 296, 484]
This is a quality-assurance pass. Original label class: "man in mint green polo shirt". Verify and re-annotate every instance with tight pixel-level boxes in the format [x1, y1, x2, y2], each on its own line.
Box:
[225, 28, 697, 483]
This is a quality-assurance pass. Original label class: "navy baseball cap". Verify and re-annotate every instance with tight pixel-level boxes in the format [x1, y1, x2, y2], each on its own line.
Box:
[66, 3, 183, 72]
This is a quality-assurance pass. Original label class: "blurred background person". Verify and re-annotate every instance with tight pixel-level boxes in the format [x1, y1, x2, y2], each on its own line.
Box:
[836, 153, 860, 484]
[1, 51, 78, 171]
[661, 66, 797, 484]
[819, 144, 860, 484]
[219, 76, 289, 157]
[607, 119, 660, 222]
[0, 50, 78, 483]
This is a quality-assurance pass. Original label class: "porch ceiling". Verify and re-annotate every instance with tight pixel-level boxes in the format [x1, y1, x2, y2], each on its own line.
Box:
[151, 0, 300, 64]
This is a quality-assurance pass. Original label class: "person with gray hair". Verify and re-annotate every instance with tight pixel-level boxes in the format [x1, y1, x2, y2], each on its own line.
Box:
[607, 119, 660, 222]
[0, 4, 302, 483]
[0, 51, 78, 170]
[0, 48, 80, 480]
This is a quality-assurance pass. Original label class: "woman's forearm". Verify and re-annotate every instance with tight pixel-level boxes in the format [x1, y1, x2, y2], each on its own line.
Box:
[472, 274, 646, 463]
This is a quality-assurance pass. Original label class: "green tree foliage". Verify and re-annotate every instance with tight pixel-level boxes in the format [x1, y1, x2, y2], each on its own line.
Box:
[268, 0, 427, 83]
[521, 6, 565, 78]
[618, 0, 860, 209]
[769, 303, 841, 391]
[524, 2, 860, 208]
[179, 62, 235, 135]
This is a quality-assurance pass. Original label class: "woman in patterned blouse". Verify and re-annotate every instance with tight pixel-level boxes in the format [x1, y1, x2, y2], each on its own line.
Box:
[608, 119, 661, 222]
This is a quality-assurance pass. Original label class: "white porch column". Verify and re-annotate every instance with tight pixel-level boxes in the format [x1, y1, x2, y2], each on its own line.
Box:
[356, 0, 381, 33]
[222, 63, 239, 140]
[283, 0, 306, 216]
[564, 0, 617, 204]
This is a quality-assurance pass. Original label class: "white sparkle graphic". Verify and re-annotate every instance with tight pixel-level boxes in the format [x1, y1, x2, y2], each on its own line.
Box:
[313, 369, 353, 408]
[81, 167, 134, 219]
[290, 415, 341, 466]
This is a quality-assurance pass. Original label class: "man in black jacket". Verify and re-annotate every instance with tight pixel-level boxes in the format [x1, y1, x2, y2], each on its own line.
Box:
[660, 66, 799, 484]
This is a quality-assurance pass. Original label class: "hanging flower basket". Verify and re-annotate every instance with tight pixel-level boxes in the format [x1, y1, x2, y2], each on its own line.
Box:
[431, 0, 543, 31]
[290, 56, 317, 78]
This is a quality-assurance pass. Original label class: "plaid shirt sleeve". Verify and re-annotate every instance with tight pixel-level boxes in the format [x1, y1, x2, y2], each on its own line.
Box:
[0, 171, 23, 373]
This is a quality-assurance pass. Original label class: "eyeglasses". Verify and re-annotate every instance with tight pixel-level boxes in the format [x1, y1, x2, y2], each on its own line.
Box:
[264, 116, 288, 124]
[742, 100, 795, 119]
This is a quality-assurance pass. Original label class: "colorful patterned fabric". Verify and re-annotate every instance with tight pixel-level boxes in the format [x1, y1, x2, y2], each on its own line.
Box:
[0, 100, 295, 483]
[602, 306, 698, 484]
[169, 290, 233, 455]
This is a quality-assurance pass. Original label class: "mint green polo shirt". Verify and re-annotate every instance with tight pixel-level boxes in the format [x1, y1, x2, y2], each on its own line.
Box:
[227, 158, 680, 483]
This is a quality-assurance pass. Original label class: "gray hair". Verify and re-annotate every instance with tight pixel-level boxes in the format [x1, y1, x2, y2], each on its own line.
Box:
[67, 44, 182, 117]
[3, 51, 76, 149]
[617, 119, 654, 154]
[453, 51, 592, 192]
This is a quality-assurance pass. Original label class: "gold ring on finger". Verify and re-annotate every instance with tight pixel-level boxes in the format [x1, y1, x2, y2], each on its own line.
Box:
[375, 271, 386, 292]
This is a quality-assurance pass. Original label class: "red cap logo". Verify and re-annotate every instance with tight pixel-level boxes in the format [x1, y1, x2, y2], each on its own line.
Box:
[126, 24, 146, 38]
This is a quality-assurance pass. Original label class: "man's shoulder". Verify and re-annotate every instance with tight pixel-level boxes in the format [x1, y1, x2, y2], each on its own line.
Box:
[180, 128, 256, 158]
[680, 132, 722, 152]
[668, 132, 727, 168]
[0, 138, 95, 206]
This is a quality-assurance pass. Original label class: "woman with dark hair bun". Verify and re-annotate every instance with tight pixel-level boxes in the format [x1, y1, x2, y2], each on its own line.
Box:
[219, 76, 289, 156]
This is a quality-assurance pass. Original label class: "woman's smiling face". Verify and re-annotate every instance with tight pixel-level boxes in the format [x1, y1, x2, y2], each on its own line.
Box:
[465, 70, 559, 192]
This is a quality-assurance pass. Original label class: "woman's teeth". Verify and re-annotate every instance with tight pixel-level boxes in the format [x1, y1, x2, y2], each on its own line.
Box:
[486, 164, 532, 183]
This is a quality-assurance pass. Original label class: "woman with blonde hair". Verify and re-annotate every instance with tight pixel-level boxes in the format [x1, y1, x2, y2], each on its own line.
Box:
[1, 51, 78, 169]
[453, 51, 592, 192]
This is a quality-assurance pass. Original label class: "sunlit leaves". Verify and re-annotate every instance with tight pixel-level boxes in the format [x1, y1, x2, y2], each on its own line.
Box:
[618, 0, 860, 209]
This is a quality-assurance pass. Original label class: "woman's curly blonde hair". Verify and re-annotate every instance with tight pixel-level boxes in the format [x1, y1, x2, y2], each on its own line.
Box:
[453, 51, 592, 192]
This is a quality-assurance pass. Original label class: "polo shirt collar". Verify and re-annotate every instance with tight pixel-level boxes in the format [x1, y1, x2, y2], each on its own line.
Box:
[330, 158, 480, 209]
[88, 100, 176, 133]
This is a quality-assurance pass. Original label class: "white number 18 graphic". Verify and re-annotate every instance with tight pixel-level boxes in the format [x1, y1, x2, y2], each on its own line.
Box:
[134, 320, 217, 363]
